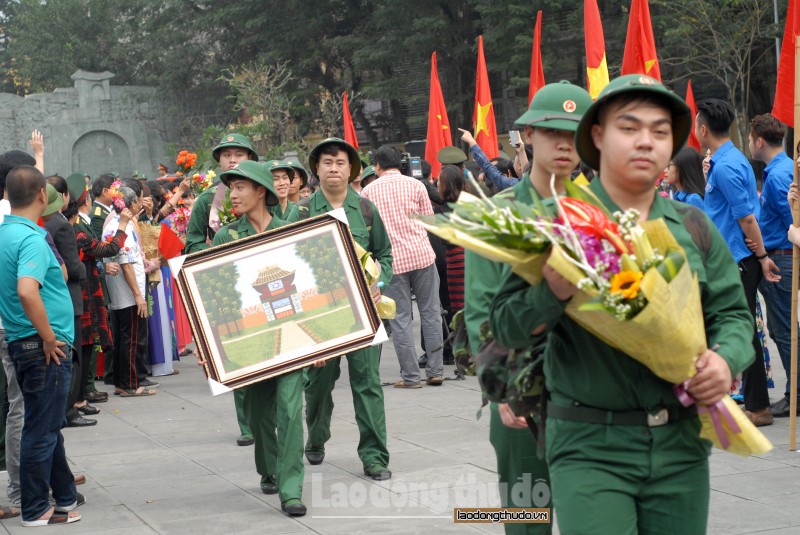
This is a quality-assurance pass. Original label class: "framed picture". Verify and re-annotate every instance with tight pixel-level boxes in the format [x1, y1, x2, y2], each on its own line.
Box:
[173, 213, 382, 390]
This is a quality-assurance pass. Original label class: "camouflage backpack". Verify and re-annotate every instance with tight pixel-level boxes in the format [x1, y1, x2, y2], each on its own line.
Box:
[449, 311, 547, 457]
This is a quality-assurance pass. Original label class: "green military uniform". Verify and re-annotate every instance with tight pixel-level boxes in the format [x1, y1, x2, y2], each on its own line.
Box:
[186, 184, 252, 440]
[186, 133, 260, 445]
[299, 186, 393, 471]
[185, 186, 217, 254]
[270, 201, 299, 223]
[212, 215, 304, 502]
[464, 177, 551, 535]
[489, 175, 754, 534]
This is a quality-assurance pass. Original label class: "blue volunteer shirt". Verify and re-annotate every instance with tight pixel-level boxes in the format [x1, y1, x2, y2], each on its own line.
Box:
[673, 190, 704, 210]
[758, 151, 794, 251]
[704, 140, 760, 263]
[0, 214, 74, 345]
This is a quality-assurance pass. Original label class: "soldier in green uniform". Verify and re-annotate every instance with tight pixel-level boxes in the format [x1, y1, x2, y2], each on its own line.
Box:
[185, 133, 259, 447]
[265, 160, 300, 223]
[287, 162, 308, 204]
[210, 160, 310, 517]
[464, 81, 593, 535]
[298, 138, 393, 480]
[490, 75, 755, 534]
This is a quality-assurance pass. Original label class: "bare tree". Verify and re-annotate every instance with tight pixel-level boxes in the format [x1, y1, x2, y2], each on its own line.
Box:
[652, 0, 773, 146]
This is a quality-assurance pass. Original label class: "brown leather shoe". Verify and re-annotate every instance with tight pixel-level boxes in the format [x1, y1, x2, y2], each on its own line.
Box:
[745, 409, 774, 427]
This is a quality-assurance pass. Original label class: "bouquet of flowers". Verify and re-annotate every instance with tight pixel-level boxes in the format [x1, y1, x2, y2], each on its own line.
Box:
[417, 189, 552, 285]
[421, 176, 771, 456]
[167, 206, 191, 238]
[176, 150, 215, 194]
[109, 179, 125, 211]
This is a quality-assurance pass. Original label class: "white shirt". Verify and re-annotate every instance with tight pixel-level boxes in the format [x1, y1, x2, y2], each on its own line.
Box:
[102, 215, 145, 310]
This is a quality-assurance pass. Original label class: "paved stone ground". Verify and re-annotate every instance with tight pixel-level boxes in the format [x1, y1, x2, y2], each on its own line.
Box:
[0, 318, 799, 534]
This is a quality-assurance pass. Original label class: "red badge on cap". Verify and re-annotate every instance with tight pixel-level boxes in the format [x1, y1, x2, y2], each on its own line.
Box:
[227, 136, 234, 141]
[639, 76, 655, 85]
[563, 100, 577, 113]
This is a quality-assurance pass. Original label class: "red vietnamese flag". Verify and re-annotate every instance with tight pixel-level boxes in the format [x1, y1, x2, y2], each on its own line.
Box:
[425, 52, 452, 178]
[473, 36, 498, 159]
[158, 222, 185, 260]
[685, 80, 701, 152]
[528, 11, 546, 105]
[621, 0, 661, 81]
[342, 91, 359, 149]
[584, 0, 610, 100]
[772, 0, 800, 125]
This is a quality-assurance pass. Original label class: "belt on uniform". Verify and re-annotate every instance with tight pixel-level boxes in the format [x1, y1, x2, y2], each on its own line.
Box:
[547, 403, 697, 427]
[766, 249, 794, 256]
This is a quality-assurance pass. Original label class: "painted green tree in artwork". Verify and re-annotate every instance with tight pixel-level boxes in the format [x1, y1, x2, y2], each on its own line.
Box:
[294, 236, 348, 305]
[196, 263, 244, 337]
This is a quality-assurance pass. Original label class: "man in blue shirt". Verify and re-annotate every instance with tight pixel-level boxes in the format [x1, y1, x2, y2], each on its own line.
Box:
[696, 99, 779, 427]
[748, 113, 798, 417]
[0, 166, 81, 526]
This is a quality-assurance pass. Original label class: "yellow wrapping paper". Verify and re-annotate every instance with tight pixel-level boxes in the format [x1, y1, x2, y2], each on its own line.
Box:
[416, 221, 546, 285]
[547, 218, 772, 456]
[353, 241, 396, 320]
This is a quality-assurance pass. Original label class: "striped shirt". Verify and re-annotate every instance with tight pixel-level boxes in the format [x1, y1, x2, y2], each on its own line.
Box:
[361, 169, 436, 274]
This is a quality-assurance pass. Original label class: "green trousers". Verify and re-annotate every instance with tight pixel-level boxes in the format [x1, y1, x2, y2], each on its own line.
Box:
[304, 345, 389, 468]
[546, 414, 710, 535]
[235, 389, 252, 437]
[489, 404, 551, 535]
[243, 370, 305, 502]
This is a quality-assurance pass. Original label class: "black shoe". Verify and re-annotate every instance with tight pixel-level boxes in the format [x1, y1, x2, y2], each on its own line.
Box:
[77, 404, 100, 415]
[260, 477, 278, 495]
[769, 397, 799, 417]
[84, 391, 108, 403]
[281, 499, 307, 517]
[139, 379, 160, 388]
[236, 434, 254, 446]
[67, 416, 97, 428]
[305, 449, 324, 465]
[363, 463, 391, 481]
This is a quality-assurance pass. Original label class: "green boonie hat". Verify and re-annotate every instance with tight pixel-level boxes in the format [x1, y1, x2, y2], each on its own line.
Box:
[211, 133, 258, 162]
[437, 146, 467, 165]
[66, 172, 88, 202]
[287, 162, 308, 188]
[308, 137, 361, 182]
[361, 165, 376, 180]
[42, 183, 62, 217]
[219, 160, 279, 206]
[515, 80, 592, 131]
[576, 74, 691, 170]
[265, 159, 296, 178]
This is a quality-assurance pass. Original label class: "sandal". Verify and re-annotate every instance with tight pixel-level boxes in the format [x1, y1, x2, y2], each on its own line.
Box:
[0, 505, 20, 519]
[21, 508, 80, 527]
[118, 387, 157, 397]
[55, 493, 85, 513]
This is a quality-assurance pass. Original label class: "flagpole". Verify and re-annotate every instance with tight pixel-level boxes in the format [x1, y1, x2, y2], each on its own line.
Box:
[790, 36, 800, 451]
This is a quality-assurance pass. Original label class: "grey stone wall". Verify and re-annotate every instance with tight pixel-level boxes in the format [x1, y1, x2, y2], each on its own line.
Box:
[0, 70, 180, 179]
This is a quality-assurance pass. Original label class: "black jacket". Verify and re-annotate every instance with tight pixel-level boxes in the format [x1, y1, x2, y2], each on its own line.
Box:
[44, 213, 86, 316]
